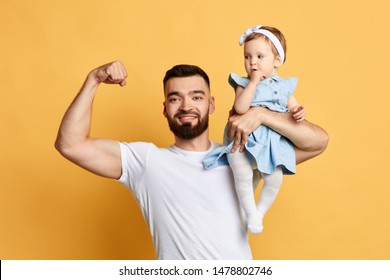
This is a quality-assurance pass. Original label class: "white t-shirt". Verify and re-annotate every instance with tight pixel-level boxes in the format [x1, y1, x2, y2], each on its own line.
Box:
[118, 141, 252, 260]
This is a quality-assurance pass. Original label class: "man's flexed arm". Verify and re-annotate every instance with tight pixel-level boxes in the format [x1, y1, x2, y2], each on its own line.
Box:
[55, 61, 127, 179]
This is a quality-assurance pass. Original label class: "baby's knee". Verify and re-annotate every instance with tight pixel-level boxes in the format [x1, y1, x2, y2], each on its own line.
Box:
[262, 170, 283, 187]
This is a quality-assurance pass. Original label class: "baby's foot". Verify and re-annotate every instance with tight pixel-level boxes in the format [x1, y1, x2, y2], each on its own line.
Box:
[247, 211, 264, 234]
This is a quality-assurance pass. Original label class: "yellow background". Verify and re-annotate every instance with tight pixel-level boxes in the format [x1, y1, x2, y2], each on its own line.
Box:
[1, 0, 389, 259]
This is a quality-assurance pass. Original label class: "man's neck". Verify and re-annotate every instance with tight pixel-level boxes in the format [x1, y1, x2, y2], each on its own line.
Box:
[174, 132, 211, 152]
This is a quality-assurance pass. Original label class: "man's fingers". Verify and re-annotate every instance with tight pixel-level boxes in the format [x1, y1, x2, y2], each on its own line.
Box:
[228, 118, 250, 153]
[231, 131, 249, 153]
[233, 132, 241, 148]
[241, 133, 248, 145]
[237, 131, 248, 152]
[104, 61, 128, 85]
[119, 79, 127, 87]
[228, 122, 235, 142]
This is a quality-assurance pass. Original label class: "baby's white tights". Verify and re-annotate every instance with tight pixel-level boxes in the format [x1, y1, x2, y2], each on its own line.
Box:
[227, 150, 283, 234]
[257, 166, 283, 221]
[227, 150, 262, 233]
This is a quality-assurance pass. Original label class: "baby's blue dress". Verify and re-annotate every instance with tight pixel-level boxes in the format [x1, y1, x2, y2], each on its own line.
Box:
[203, 73, 297, 175]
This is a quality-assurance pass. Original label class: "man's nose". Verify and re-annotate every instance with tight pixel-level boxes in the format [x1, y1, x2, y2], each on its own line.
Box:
[179, 97, 192, 111]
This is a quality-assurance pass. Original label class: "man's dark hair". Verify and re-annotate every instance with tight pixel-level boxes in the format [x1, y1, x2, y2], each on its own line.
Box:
[163, 64, 210, 89]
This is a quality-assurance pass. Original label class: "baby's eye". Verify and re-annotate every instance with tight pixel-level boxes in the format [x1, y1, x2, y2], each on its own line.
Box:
[258, 55, 263, 59]
[244, 55, 249, 59]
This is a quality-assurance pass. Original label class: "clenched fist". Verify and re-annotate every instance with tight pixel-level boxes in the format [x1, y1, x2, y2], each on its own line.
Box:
[90, 60, 128, 87]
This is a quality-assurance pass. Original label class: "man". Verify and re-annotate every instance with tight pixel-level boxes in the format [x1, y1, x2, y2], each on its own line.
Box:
[55, 61, 328, 259]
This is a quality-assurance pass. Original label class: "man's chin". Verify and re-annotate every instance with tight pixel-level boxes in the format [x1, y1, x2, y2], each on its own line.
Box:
[168, 121, 208, 140]
[179, 121, 195, 127]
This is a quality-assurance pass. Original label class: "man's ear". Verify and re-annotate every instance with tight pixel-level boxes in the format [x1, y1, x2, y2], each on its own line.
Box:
[163, 102, 167, 118]
[209, 96, 215, 114]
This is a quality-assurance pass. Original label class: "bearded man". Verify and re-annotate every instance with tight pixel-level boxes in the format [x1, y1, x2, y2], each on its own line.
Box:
[55, 61, 328, 260]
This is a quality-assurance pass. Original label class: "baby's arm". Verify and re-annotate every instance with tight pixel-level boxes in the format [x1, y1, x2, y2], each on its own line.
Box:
[233, 72, 263, 114]
[287, 95, 306, 122]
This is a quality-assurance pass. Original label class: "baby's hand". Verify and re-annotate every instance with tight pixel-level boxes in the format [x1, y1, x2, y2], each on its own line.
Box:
[290, 105, 306, 122]
[250, 70, 265, 83]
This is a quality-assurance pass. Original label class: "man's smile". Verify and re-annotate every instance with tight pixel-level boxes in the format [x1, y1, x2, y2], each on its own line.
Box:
[174, 112, 200, 123]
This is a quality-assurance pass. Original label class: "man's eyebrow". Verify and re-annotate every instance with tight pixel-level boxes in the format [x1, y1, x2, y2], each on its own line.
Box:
[167, 91, 179, 98]
[166, 90, 205, 98]
[191, 90, 206, 94]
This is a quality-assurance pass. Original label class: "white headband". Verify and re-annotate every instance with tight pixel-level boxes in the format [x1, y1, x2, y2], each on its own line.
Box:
[239, 25, 285, 62]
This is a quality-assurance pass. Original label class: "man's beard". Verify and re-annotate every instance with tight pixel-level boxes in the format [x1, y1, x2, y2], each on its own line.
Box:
[167, 110, 209, 140]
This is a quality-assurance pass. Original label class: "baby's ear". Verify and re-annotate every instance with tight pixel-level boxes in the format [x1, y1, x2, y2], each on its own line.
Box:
[274, 55, 283, 68]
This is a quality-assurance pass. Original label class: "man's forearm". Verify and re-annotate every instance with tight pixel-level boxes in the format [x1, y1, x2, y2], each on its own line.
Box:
[260, 108, 327, 150]
[257, 107, 329, 163]
[228, 106, 329, 163]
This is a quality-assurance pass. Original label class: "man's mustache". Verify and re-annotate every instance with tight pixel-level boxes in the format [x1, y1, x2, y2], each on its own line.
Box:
[174, 110, 201, 119]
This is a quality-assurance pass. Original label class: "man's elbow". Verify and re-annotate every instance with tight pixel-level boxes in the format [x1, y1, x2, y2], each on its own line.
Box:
[54, 137, 76, 159]
[314, 128, 329, 155]
[295, 130, 329, 164]
[54, 138, 68, 157]
[299, 126, 329, 157]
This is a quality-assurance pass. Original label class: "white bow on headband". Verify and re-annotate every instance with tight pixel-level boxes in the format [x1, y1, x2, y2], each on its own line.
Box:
[239, 25, 285, 62]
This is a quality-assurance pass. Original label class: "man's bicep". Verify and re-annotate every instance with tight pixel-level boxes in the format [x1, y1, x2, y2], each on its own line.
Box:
[67, 138, 122, 179]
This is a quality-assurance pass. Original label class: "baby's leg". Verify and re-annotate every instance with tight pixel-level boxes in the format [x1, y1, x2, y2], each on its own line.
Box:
[252, 169, 262, 192]
[227, 150, 262, 234]
[257, 166, 283, 231]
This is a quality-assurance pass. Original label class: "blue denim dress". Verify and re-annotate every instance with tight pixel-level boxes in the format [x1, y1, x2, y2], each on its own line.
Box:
[203, 73, 297, 175]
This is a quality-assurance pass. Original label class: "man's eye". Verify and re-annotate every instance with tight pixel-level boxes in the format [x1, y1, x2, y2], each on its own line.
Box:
[194, 96, 203, 101]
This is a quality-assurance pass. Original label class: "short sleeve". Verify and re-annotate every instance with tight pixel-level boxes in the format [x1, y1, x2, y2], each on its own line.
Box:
[228, 73, 249, 90]
[117, 142, 151, 193]
[285, 77, 298, 98]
